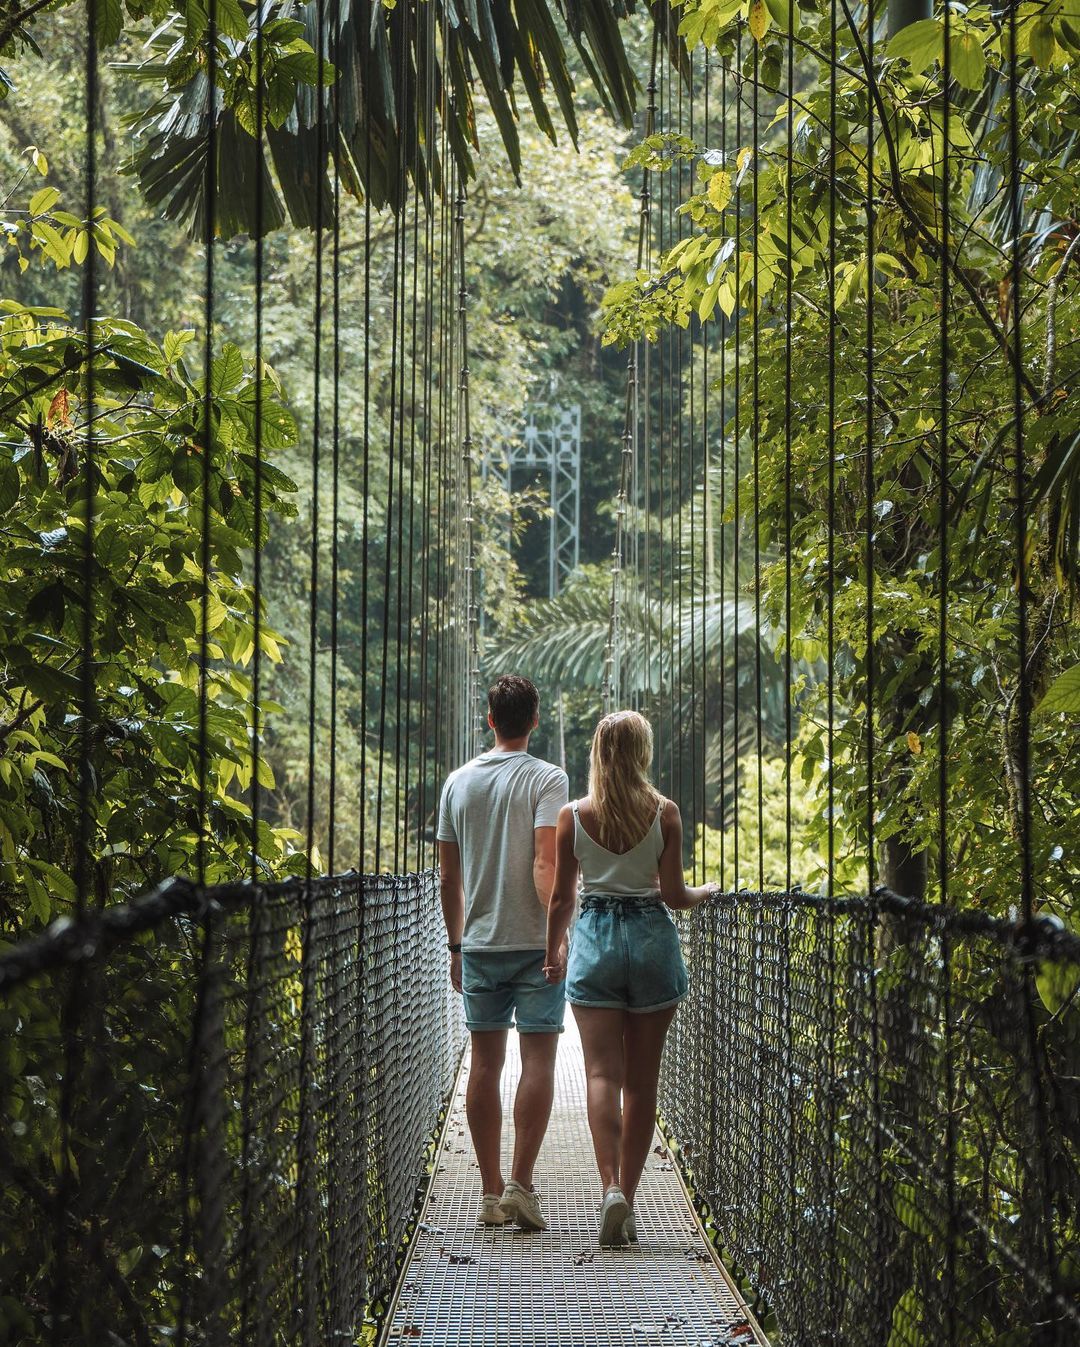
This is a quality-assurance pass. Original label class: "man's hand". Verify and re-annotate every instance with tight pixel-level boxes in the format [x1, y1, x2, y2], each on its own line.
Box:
[450, 951, 462, 993]
[542, 936, 568, 984]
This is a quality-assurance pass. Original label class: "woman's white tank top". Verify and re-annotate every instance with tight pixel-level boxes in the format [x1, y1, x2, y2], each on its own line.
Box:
[571, 799, 664, 899]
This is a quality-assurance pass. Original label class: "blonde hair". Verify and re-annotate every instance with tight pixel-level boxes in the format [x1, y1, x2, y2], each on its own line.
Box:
[587, 710, 662, 853]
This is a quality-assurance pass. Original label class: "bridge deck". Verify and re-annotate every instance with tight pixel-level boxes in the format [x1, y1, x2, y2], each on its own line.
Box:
[383, 1022, 767, 1347]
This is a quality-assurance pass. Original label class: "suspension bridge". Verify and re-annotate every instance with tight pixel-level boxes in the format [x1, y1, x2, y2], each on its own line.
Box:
[1, 1, 1079, 1345]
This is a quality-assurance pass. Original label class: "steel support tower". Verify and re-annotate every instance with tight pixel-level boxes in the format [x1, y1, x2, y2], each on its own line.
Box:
[482, 403, 581, 597]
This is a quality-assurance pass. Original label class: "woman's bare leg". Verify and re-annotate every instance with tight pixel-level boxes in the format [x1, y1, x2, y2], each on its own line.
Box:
[572, 1006, 626, 1193]
[620, 1005, 678, 1204]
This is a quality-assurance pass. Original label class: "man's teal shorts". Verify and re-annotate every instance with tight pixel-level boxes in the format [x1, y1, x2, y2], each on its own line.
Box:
[461, 948, 566, 1034]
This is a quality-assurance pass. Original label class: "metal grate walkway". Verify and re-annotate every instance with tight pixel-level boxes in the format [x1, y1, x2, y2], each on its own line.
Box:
[383, 1020, 768, 1347]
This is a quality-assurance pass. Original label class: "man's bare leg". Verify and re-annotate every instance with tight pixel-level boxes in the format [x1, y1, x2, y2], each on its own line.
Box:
[466, 1029, 508, 1194]
[509, 1031, 560, 1189]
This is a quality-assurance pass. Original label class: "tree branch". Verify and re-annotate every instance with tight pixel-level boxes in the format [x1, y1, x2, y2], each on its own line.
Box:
[1044, 230, 1080, 398]
[0, 0, 60, 54]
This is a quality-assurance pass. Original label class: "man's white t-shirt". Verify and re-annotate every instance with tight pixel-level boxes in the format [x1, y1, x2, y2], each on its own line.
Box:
[437, 749, 568, 952]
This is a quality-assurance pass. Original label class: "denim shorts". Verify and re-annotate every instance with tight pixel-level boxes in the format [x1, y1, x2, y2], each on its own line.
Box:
[461, 948, 566, 1034]
[566, 897, 689, 1014]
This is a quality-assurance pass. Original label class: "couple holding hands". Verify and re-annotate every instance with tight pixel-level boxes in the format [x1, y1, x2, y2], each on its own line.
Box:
[437, 675, 717, 1248]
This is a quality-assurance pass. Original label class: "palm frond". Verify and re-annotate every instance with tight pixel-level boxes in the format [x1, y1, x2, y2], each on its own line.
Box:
[130, 0, 671, 238]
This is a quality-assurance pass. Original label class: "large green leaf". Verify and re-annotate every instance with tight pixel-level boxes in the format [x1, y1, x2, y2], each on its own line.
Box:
[1039, 663, 1080, 716]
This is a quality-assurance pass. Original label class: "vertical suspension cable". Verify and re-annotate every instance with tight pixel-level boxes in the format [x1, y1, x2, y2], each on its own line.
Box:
[195, 0, 218, 889]
[56, 0, 100, 1334]
[375, 20, 406, 871]
[416, 0, 437, 871]
[862, 0, 886, 1298]
[328, 0, 342, 879]
[431, 55, 449, 811]
[359, 5, 372, 870]
[701, 53, 711, 882]
[732, 26, 743, 893]
[325, 9, 344, 1313]
[1007, 3, 1032, 922]
[76, 0, 98, 912]
[680, 42, 690, 857]
[825, 0, 840, 1333]
[863, 0, 876, 901]
[295, 0, 328, 1329]
[782, 0, 798, 1298]
[392, 5, 414, 870]
[604, 27, 657, 714]
[239, 1, 268, 1336]
[176, 0, 220, 1335]
[938, 5, 957, 1342]
[657, 22, 668, 780]
[751, 31, 763, 893]
[432, 67, 452, 786]
[644, 65, 656, 708]
[783, 5, 794, 900]
[1007, 0, 1058, 1320]
[455, 187, 480, 756]
[303, 5, 325, 893]
[402, 194, 421, 870]
[718, 53, 728, 891]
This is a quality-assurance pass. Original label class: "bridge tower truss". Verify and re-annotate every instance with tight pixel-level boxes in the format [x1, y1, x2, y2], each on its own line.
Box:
[482, 403, 582, 598]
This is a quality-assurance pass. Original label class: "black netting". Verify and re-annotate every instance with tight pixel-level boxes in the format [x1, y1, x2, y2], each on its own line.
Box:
[0, 870, 464, 1345]
[663, 892, 1080, 1346]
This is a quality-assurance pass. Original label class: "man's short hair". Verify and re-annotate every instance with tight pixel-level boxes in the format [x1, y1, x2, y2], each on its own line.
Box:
[488, 674, 539, 739]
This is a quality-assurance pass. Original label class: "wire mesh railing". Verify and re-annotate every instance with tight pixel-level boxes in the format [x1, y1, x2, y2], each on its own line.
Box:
[0, 869, 465, 1346]
[661, 889, 1080, 1347]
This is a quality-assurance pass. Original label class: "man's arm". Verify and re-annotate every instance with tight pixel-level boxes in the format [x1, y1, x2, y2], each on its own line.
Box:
[439, 839, 465, 993]
[532, 767, 568, 907]
[532, 826, 557, 907]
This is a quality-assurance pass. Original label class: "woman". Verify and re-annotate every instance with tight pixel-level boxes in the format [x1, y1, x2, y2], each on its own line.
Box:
[543, 710, 717, 1247]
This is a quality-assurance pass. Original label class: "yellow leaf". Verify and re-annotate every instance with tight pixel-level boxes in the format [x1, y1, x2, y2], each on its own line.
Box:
[749, 0, 771, 41]
[906, 731, 922, 755]
[707, 170, 732, 212]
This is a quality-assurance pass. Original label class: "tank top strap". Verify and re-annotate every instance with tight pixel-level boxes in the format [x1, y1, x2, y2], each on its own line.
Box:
[570, 799, 584, 854]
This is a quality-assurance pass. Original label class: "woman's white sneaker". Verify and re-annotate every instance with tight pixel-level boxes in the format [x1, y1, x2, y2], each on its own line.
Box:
[598, 1185, 630, 1246]
[478, 1193, 509, 1226]
[623, 1208, 637, 1243]
[498, 1179, 547, 1230]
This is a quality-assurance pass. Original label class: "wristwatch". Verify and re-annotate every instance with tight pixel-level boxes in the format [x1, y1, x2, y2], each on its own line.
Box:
[447, 942, 462, 953]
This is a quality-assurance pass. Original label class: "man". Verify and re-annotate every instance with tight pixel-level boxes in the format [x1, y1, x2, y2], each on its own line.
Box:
[437, 674, 569, 1231]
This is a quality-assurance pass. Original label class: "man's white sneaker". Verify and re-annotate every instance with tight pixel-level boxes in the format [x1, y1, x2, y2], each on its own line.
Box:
[478, 1193, 509, 1226]
[598, 1185, 630, 1246]
[498, 1179, 547, 1231]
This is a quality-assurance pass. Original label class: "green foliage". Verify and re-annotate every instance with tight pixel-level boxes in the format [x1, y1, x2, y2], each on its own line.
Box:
[603, 0, 1080, 916]
[0, 182, 301, 933]
[2, 155, 134, 272]
[695, 750, 865, 892]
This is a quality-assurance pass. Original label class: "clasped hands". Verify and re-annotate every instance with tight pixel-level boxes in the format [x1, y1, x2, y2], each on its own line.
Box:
[542, 937, 569, 984]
